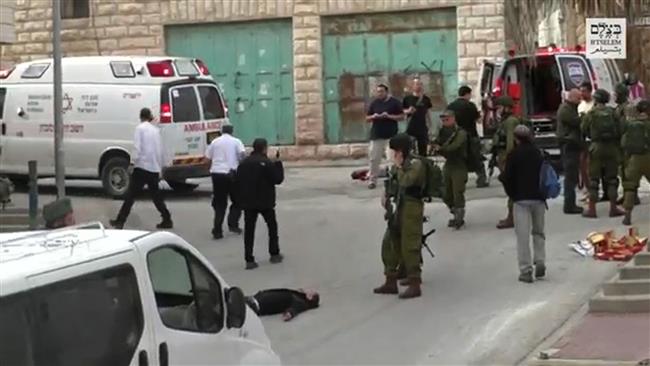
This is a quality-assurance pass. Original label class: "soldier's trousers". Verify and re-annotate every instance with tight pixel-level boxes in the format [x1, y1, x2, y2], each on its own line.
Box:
[623, 153, 650, 210]
[443, 163, 468, 209]
[562, 144, 581, 209]
[588, 144, 620, 202]
[382, 200, 424, 280]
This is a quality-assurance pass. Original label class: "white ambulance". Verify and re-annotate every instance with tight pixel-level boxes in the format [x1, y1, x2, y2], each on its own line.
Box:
[0, 56, 227, 197]
[0, 223, 281, 365]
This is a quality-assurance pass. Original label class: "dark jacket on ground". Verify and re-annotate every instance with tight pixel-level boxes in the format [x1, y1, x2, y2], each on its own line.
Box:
[248, 289, 319, 319]
[236, 153, 284, 210]
[501, 141, 544, 201]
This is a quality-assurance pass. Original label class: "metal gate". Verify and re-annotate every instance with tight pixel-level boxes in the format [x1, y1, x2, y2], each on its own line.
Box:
[166, 20, 294, 145]
[322, 9, 458, 143]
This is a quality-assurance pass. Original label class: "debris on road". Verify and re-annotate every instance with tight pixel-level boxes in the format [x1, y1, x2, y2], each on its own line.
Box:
[586, 228, 648, 261]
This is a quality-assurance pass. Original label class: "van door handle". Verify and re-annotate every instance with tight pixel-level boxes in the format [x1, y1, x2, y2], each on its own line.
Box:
[138, 350, 148, 366]
[159, 342, 169, 366]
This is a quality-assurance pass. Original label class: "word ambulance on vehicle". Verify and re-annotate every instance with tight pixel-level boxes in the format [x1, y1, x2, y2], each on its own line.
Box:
[0, 224, 281, 365]
[477, 45, 623, 155]
[0, 56, 228, 197]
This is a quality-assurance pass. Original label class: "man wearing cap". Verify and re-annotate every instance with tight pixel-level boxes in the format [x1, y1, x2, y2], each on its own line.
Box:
[366, 84, 404, 189]
[493, 96, 521, 229]
[43, 197, 76, 229]
[432, 109, 468, 229]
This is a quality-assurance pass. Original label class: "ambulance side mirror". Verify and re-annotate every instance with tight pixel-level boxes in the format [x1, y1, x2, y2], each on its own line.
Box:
[17, 107, 25, 118]
[225, 287, 246, 329]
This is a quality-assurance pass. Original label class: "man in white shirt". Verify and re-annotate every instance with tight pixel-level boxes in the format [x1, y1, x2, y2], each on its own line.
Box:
[205, 124, 246, 239]
[578, 82, 594, 116]
[110, 108, 172, 229]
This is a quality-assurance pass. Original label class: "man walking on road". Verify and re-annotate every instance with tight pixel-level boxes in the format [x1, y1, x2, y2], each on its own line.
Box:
[366, 84, 404, 189]
[111, 108, 172, 230]
[205, 124, 245, 240]
[236, 138, 285, 270]
[501, 125, 546, 283]
[557, 88, 584, 214]
[403, 77, 432, 156]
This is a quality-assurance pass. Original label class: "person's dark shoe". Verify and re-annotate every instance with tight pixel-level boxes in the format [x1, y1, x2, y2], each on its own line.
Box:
[518, 272, 534, 283]
[609, 201, 625, 217]
[447, 218, 456, 227]
[156, 220, 173, 229]
[109, 219, 124, 229]
[368, 182, 377, 190]
[535, 263, 546, 279]
[212, 232, 224, 240]
[496, 217, 514, 229]
[582, 200, 597, 218]
[453, 219, 465, 230]
[229, 226, 243, 234]
[245, 261, 259, 270]
[373, 275, 398, 294]
[270, 254, 284, 264]
[563, 206, 584, 215]
[398, 278, 422, 299]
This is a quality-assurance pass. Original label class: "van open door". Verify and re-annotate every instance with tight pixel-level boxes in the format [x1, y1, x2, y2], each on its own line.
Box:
[478, 60, 496, 137]
[554, 55, 593, 95]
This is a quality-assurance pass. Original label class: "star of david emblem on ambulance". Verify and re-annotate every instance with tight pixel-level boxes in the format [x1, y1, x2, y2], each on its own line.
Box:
[62, 93, 73, 114]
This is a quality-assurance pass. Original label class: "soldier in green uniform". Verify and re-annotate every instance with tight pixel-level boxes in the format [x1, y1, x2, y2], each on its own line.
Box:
[43, 197, 76, 229]
[493, 96, 520, 229]
[557, 88, 584, 214]
[614, 83, 641, 206]
[374, 133, 426, 299]
[432, 109, 468, 229]
[581, 89, 625, 218]
[621, 100, 650, 225]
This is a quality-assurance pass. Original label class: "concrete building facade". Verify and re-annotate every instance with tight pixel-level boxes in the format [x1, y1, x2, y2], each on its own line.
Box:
[0, 0, 506, 159]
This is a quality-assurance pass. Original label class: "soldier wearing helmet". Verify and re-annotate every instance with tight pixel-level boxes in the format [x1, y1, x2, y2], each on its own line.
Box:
[614, 82, 641, 207]
[492, 95, 522, 229]
[581, 89, 625, 218]
[620, 100, 650, 225]
[374, 133, 426, 299]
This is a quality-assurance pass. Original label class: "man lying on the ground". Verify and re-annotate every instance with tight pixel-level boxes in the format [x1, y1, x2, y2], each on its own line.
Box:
[246, 288, 320, 321]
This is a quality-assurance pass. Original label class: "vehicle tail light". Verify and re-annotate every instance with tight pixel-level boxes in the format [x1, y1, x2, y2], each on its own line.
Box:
[195, 59, 210, 75]
[0, 67, 15, 79]
[147, 60, 175, 77]
[160, 103, 172, 123]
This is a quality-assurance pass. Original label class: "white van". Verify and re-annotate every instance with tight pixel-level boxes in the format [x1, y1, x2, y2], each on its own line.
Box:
[0, 56, 228, 197]
[477, 45, 623, 154]
[0, 223, 281, 365]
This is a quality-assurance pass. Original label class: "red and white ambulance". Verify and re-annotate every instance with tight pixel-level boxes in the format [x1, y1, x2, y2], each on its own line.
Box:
[0, 56, 227, 197]
[477, 45, 624, 154]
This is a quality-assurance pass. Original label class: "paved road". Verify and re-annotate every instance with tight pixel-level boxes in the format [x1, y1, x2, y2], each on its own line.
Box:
[9, 166, 649, 365]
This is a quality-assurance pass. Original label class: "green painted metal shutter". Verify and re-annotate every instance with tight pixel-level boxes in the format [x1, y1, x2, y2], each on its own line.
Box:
[166, 21, 294, 145]
[322, 9, 458, 143]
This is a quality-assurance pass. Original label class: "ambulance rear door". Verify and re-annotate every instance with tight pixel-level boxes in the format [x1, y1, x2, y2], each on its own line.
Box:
[554, 54, 594, 95]
[478, 59, 496, 137]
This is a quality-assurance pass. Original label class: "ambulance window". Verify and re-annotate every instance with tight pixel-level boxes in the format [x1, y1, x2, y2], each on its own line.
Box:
[557, 57, 590, 90]
[198, 86, 225, 119]
[170, 86, 200, 123]
[21, 63, 50, 79]
[0, 88, 6, 119]
[110, 61, 135, 78]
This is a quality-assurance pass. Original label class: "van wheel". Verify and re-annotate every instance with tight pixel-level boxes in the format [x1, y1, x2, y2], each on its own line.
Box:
[167, 180, 199, 193]
[101, 157, 130, 198]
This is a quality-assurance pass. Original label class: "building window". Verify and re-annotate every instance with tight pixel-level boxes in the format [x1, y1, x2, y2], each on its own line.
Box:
[61, 0, 90, 19]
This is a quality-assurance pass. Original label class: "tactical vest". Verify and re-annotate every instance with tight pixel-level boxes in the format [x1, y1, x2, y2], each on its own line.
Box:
[622, 117, 650, 154]
[590, 107, 619, 142]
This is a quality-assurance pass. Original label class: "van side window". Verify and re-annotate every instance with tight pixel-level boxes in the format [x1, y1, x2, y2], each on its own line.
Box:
[2, 265, 145, 366]
[0, 88, 6, 119]
[148, 247, 224, 333]
[198, 86, 225, 120]
[170, 86, 200, 123]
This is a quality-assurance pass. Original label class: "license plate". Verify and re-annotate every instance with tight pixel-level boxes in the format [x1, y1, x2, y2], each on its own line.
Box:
[207, 131, 220, 143]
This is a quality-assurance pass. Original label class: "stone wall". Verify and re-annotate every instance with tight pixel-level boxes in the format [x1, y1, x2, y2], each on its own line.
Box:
[1, 0, 506, 160]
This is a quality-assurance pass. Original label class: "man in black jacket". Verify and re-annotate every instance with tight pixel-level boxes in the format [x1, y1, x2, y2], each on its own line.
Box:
[246, 288, 320, 321]
[236, 138, 285, 270]
[501, 125, 546, 284]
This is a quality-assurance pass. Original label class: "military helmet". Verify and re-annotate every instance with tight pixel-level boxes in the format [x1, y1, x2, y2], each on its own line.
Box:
[637, 99, 650, 114]
[615, 83, 628, 96]
[43, 197, 73, 224]
[495, 96, 514, 107]
[592, 89, 610, 104]
[389, 133, 413, 155]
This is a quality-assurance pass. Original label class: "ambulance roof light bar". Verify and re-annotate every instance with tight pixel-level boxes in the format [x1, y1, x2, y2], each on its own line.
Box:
[147, 60, 175, 77]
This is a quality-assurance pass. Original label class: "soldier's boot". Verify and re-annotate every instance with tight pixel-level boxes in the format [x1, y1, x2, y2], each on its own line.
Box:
[582, 200, 597, 218]
[622, 210, 632, 226]
[609, 199, 625, 217]
[399, 278, 422, 299]
[396, 265, 406, 280]
[496, 208, 514, 229]
[373, 275, 398, 294]
[453, 208, 465, 230]
[447, 218, 456, 227]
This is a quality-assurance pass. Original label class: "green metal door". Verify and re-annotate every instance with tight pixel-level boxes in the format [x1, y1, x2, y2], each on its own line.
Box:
[322, 9, 458, 143]
[166, 21, 294, 145]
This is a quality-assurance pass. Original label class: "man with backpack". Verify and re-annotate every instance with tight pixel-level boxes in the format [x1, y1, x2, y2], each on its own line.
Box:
[493, 96, 522, 229]
[621, 100, 650, 225]
[581, 89, 625, 218]
[500, 125, 546, 283]
[374, 133, 426, 299]
[432, 109, 468, 229]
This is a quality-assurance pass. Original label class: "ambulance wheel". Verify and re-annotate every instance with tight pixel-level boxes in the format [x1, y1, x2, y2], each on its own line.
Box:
[101, 157, 130, 198]
[167, 180, 199, 193]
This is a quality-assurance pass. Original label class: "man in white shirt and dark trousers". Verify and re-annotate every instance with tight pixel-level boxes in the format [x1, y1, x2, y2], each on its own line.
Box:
[205, 124, 245, 239]
[111, 108, 172, 229]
